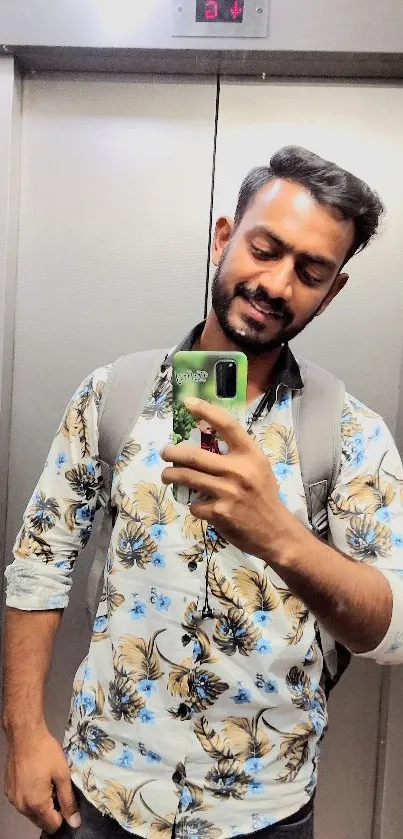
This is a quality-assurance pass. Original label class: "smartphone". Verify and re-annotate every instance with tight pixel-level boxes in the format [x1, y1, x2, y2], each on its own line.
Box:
[172, 350, 248, 504]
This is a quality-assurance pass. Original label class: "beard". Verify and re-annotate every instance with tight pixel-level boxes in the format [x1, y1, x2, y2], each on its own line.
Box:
[211, 258, 317, 356]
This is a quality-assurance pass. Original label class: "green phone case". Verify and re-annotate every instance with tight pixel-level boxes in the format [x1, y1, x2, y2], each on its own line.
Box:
[172, 350, 248, 504]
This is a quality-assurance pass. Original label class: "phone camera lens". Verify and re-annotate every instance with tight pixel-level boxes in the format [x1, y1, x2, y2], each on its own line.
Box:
[215, 359, 237, 399]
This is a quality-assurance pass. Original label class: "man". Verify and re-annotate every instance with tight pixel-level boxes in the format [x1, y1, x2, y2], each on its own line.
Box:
[3, 146, 403, 839]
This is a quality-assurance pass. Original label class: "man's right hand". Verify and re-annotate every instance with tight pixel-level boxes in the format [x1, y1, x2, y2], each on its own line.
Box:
[4, 727, 81, 834]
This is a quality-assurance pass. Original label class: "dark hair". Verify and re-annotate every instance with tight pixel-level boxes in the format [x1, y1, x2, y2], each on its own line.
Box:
[234, 145, 384, 262]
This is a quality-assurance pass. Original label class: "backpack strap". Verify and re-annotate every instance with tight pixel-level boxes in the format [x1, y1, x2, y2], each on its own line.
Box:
[86, 348, 167, 626]
[293, 358, 349, 694]
[98, 349, 168, 470]
[293, 358, 345, 538]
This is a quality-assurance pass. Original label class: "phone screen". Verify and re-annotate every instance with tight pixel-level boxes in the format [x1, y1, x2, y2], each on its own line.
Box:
[172, 350, 248, 504]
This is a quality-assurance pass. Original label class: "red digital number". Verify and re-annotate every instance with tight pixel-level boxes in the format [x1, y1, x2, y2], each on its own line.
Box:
[204, 1, 218, 21]
[230, 1, 243, 19]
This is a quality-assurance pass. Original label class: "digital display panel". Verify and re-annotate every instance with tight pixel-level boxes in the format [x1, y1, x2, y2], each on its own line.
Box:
[195, 1, 244, 24]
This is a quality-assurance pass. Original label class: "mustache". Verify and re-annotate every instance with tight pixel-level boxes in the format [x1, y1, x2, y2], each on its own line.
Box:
[235, 283, 294, 325]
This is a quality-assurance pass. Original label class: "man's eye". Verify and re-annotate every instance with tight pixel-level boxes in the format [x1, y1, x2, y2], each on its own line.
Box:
[301, 272, 323, 287]
[250, 245, 275, 260]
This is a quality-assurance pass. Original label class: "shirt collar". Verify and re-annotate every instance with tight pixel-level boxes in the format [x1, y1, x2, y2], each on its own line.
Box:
[163, 321, 303, 392]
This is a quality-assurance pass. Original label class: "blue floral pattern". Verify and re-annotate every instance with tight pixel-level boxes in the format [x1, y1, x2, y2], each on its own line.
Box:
[5, 358, 403, 837]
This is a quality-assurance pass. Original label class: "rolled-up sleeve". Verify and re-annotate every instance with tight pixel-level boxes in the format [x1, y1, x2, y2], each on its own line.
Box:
[328, 393, 403, 664]
[5, 365, 110, 611]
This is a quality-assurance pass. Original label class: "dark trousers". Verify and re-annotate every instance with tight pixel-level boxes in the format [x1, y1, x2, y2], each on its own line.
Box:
[41, 785, 314, 839]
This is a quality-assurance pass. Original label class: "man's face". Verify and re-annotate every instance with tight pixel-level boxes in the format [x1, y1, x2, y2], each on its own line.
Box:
[211, 179, 355, 355]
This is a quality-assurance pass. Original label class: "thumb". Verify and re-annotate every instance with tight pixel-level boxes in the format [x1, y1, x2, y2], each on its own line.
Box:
[55, 776, 81, 829]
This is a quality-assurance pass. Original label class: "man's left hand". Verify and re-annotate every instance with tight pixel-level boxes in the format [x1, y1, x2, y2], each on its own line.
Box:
[161, 397, 291, 561]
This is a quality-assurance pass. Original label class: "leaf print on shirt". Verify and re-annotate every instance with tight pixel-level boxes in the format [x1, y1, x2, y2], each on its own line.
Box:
[213, 607, 260, 657]
[158, 648, 229, 716]
[134, 482, 177, 530]
[207, 559, 242, 611]
[205, 758, 252, 800]
[340, 405, 366, 467]
[62, 377, 94, 458]
[286, 667, 327, 736]
[72, 720, 115, 762]
[108, 657, 146, 723]
[178, 783, 205, 814]
[329, 459, 395, 520]
[182, 602, 217, 665]
[64, 501, 94, 535]
[262, 714, 314, 783]
[261, 424, 299, 467]
[118, 632, 164, 683]
[175, 816, 222, 839]
[138, 795, 175, 839]
[303, 644, 319, 667]
[274, 586, 309, 645]
[194, 717, 233, 760]
[81, 767, 108, 815]
[179, 543, 208, 572]
[346, 514, 392, 560]
[222, 713, 273, 763]
[183, 514, 210, 544]
[180, 517, 226, 571]
[183, 515, 226, 550]
[233, 568, 280, 620]
[100, 577, 125, 617]
[141, 371, 172, 420]
[187, 668, 230, 711]
[116, 516, 158, 570]
[279, 724, 314, 783]
[14, 526, 54, 563]
[26, 491, 61, 533]
[150, 816, 176, 839]
[115, 439, 142, 474]
[71, 678, 105, 721]
[65, 464, 100, 500]
[341, 405, 363, 439]
[102, 781, 145, 829]
[173, 763, 206, 813]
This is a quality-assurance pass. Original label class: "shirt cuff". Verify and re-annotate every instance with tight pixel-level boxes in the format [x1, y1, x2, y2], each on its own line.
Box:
[4, 558, 72, 611]
[354, 570, 403, 664]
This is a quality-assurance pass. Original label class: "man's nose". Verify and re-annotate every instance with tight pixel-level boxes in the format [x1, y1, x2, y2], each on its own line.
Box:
[260, 256, 294, 302]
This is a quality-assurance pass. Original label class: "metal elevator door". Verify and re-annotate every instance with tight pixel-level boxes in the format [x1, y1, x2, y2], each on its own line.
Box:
[212, 78, 403, 839]
[1, 72, 218, 839]
[2, 72, 403, 839]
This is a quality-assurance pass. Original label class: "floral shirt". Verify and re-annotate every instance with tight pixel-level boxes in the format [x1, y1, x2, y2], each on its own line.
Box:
[5, 339, 403, 839]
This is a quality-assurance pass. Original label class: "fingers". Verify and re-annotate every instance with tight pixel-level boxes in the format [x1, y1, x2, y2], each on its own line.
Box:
[55, 773, 81, 829]
[161, 443, 228, 476]
[184, 397, 251, 451]
[23, 793, 63, 834]
[162, 466, 224, 498]
[189, 499, 216, 522]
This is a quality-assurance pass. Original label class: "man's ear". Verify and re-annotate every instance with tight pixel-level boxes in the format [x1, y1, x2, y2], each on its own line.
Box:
[315, 272, 349, 317]
[212, 216, 234, 266]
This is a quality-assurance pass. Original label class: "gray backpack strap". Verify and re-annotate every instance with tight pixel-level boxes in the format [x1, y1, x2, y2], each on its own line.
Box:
[292, 358, 348, 692]
[293, 358, 345, 538]
[86, 348, 167, 627]
[98, 349, 168, 469]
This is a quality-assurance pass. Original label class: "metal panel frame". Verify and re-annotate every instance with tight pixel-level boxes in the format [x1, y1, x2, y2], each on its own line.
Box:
[171, 0, 269, 39]
[0, 56, 21, 605]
